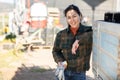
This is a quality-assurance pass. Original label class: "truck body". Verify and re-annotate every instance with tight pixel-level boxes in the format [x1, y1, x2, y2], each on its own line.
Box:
[92, 21, 120, 80]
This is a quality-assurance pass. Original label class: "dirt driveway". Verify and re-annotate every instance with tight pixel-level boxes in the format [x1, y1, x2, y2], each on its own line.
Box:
[0, 47, 95, 80]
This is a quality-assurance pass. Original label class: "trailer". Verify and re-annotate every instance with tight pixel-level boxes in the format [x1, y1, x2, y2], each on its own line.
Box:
[92, 21, 120, 80]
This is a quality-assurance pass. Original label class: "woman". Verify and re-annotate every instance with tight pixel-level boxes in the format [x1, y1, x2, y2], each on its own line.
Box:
[52, 4, 93, 80]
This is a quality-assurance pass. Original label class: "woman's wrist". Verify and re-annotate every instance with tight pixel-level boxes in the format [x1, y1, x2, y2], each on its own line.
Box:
[76, 40, 79, 43]
[58, 61, 67, 68]
[62, 61, 67, 65]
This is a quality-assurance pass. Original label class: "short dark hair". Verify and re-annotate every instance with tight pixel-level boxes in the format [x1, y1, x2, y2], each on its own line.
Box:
[64, 4, 82, 17]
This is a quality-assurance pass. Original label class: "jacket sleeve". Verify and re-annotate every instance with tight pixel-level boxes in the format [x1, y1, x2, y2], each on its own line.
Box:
[52, 32, 65, 63]
[84, 30, 93, 71]
[76, 26, 93, 71]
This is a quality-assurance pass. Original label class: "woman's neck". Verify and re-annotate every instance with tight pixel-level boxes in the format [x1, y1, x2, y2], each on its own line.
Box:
[70, 27, 79, 35]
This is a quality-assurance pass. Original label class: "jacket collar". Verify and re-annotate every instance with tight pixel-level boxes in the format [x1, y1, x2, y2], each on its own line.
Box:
[67, 23, 85, 34]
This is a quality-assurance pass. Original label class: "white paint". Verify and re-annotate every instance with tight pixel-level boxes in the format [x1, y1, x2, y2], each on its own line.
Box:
[116, 0, 120, 11]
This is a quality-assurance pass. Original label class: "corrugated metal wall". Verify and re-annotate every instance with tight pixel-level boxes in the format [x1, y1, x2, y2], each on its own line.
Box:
[92, 21, 120, 80]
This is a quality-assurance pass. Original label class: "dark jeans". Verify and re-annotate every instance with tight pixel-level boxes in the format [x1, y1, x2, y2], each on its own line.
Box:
[64, 70, 86, 80]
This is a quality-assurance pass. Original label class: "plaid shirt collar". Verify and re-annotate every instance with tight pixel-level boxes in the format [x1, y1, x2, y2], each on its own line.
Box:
[66, 23, 85, 34]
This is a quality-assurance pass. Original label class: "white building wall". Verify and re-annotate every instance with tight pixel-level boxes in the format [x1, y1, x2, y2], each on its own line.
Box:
[116, 0, 120, 11]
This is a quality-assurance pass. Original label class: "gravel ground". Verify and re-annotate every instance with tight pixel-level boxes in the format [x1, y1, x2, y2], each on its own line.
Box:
[0, 47, 95, 80]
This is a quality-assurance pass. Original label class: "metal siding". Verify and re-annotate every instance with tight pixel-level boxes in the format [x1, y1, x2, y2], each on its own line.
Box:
[92, 21, 120, 80]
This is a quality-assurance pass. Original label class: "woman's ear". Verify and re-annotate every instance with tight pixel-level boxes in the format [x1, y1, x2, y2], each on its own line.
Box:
[80, 15, 83, 21]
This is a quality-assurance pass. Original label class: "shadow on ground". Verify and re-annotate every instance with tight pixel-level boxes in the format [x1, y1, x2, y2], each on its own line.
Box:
[11, 64, 94, 80]
[11, 64, 55, 80]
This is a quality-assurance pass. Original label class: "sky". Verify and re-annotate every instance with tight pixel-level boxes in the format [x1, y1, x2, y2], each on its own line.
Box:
[0, 0, 14, 4]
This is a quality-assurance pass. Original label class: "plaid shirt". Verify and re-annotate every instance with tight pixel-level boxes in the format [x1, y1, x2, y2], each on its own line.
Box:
[52, 24, 93, 72]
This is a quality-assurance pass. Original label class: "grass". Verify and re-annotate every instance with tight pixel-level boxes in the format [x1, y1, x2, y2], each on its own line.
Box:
[0, 72, 3, 80]
[0, 50, 24, 68]
[0, 37, 26, 68]
[0, 39, 16, 43]
[31, 67, 48, 72]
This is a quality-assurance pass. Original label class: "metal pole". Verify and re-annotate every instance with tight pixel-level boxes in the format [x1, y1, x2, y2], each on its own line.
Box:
[14, 0, 16, 8]
[2, 14, 5, 28]
[54, 0, 56, 7]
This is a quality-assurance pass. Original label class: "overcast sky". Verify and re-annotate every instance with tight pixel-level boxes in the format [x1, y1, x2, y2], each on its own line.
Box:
[0, 0, 14, 4]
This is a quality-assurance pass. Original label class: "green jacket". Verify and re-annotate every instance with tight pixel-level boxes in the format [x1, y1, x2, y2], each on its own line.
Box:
[52, 24, 93, 72]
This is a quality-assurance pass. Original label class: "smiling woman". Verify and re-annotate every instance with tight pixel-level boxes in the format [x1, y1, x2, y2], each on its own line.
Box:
[52, 4, 93, 80]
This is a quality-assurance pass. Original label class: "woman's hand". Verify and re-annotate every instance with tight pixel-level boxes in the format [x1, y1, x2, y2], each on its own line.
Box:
[72, 40, 79, 54]
[58, 61, 67, 69]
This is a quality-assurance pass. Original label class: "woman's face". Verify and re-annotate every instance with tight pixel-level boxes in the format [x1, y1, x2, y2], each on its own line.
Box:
[66, 9, 81, 28]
